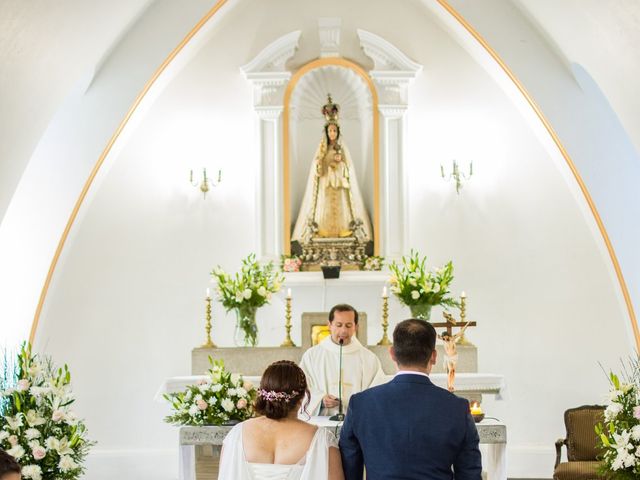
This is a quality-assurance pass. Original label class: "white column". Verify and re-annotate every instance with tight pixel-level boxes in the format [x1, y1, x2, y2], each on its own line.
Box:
[378, 106, 408, 259]
[255, 107, 283, 261]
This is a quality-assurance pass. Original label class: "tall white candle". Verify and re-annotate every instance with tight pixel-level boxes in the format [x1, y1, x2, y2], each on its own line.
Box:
[382, 286, 388, 297]
[287, 288, 292, 299]
[461, 291, 466, 299]
[206, 288, 210, 298]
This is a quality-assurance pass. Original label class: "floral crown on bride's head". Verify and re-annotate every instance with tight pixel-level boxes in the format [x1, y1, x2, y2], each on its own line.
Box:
[257, 388, 299, 403]
[322, 94, 340, 125]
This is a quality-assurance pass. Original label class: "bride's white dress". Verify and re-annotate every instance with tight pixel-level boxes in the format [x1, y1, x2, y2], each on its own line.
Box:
[218, 423, 339, 480]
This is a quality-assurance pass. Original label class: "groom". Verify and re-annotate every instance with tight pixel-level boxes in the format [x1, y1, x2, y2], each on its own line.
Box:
[339, 319, 482, 480]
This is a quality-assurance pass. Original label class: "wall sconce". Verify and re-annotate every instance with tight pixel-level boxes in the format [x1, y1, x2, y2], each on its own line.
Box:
[441, 160, 473, 194]
[190, 168, 222, 198]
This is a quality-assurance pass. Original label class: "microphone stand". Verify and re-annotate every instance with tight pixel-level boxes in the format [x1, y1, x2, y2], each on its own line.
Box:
[329, 338, 345, 422]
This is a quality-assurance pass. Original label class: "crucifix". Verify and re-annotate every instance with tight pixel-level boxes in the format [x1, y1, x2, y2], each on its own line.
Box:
[430, 292, 476, 343]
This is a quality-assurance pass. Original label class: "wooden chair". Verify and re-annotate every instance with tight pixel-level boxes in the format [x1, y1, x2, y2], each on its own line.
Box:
[553, 405, 605, 480]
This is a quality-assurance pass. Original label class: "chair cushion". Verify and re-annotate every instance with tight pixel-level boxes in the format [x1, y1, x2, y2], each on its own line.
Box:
[553, 461, 602, 480]
[565, 406, 605, 461]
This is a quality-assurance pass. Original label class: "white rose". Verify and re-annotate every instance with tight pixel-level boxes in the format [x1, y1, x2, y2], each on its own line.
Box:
[58, 455, 78, 472]
[411, 290, 420, 300]
[221, 398, 234, 412]
[227, 388, 237, 397]
[21, 465, 42, 480]
[211, 384, 223, 393]
[17, 379, 31, 391]
[257, 286, 267, 297]
[7, 444, 25, 459]
[25, 428, 41, 440]
[243, 289, 252, 300]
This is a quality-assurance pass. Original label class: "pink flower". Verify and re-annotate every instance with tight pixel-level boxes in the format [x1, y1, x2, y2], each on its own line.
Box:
[8, 435, 18, 446]
[633, 406, 640, 419]
[32, 446, 46, 460]
[17, 379, 30, 391]
[237, 398, 247, 409]
[196, 399, 208, 411]
[52, 410, 65, 422]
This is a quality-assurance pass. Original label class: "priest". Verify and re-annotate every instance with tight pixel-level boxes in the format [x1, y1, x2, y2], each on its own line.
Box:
[300, 304, 386, 416]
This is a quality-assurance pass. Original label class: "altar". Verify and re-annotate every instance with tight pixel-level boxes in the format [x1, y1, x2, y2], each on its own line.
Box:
[177, 417, 507, 480]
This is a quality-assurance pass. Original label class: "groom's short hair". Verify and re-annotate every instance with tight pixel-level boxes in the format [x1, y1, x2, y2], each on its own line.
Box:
[393, 319, 437, 366]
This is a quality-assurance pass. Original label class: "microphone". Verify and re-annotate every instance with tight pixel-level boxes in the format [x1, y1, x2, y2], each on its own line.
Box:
[329, 338, 345, 422]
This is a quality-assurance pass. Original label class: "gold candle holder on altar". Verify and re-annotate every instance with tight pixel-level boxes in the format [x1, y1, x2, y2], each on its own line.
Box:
[201, 289, 217, 348]
[281, 289, 296, 347]
[377, 287, 391, 346]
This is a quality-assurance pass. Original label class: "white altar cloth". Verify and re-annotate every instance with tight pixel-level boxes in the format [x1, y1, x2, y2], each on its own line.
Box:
[177, 416, 506, 480]
[156, 372, 506, 402]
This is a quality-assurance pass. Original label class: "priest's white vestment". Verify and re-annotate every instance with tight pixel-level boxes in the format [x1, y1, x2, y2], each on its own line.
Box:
[300, 336, 386, 416]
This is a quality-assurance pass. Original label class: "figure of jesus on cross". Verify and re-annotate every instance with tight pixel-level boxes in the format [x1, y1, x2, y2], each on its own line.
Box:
[438, 323, 471, 392]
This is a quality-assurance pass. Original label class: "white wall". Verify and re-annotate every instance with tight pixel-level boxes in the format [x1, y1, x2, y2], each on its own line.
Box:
[25, 0, 634, 478]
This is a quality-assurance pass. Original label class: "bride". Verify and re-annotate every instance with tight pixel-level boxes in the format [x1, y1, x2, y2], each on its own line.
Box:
[218, 360, 344, 480]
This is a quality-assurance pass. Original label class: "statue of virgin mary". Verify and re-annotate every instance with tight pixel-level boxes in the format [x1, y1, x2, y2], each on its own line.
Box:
[291, 95, 372, 249]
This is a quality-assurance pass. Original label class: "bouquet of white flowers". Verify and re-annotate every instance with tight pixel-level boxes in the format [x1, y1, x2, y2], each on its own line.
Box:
[164, 357, 257, 426]
[211, 253, 284, 346]
[597, 368, 640, 478]
[389, 250, 458, 321]
[0, 344, 95, 480]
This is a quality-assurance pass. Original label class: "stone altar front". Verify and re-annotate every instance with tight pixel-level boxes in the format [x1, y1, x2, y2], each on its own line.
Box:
[178, 418, 507, 480]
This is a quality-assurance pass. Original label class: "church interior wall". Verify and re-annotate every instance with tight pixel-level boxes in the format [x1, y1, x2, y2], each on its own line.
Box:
[1, 1, 635, 479]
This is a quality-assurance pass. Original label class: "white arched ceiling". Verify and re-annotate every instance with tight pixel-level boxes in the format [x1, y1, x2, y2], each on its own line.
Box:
[1, 0, 638, 347]
[0, 0, 151, 223]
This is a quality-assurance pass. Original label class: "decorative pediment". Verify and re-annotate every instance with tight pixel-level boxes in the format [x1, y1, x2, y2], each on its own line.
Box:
[240, 30, 301, 76]
[357, 29, 422, 74]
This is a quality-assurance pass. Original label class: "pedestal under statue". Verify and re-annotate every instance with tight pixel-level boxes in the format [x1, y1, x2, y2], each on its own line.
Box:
[291, 95, 373, 269]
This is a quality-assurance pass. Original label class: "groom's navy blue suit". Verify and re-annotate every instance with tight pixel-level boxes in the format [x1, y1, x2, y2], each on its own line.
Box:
[339, 373, 482, 480]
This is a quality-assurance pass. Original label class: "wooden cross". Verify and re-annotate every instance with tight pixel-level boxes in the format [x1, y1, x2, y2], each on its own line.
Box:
[431, 311, 477, 337]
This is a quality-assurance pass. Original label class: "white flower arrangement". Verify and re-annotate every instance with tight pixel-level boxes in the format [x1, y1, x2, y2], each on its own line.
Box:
[164, 357, 257, 426]
[0, 344, 95, 480]
[597, 369, 640, 477]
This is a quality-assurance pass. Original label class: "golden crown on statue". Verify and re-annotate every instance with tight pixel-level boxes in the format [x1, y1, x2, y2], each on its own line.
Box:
[322, 94, 340, 125]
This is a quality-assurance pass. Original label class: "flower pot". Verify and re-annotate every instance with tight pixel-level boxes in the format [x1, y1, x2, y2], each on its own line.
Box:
[234, 305, 259, 346]
[409, 303, 433, 321]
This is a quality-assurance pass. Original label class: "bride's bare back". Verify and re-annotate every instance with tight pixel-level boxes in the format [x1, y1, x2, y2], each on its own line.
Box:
[242, 417, 318, 464]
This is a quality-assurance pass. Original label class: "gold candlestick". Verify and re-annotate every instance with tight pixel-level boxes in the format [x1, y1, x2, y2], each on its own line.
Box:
[377, 295, 391, 346]
[281, 296, 296, 347]
[201, 295, 217, 348]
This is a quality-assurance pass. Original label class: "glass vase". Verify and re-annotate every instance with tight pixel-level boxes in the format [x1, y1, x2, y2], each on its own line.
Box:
[409, 303, 433, 321]
[234, 305, 259, 347]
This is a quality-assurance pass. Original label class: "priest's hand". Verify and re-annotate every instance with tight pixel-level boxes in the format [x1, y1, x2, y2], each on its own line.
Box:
[323, 394, 340, 408]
